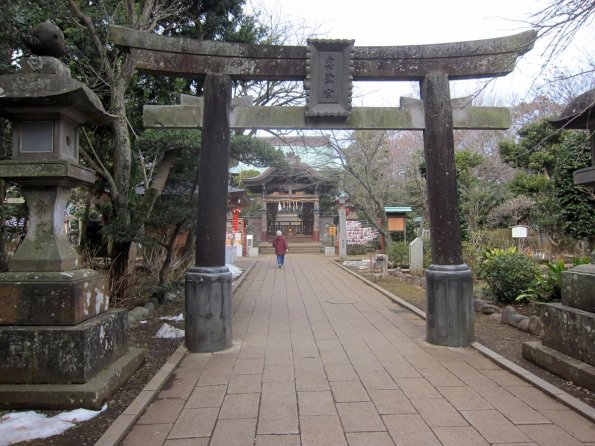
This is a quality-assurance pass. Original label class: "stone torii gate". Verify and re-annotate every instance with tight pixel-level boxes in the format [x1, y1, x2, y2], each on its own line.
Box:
[111, 26, 535, 350]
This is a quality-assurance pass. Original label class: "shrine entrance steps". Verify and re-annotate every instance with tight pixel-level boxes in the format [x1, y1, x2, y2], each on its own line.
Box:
[258, 236, 322, 255]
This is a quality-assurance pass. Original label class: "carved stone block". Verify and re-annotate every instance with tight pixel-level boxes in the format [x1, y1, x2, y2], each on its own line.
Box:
[541, 302, 595, 366]
[0, 270, 109, 326]
[0, 309, 128, 384]
[305, 39, 354, 118]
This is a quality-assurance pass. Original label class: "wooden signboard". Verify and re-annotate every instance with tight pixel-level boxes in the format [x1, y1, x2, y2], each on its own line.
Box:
[388, 216, 405, 232]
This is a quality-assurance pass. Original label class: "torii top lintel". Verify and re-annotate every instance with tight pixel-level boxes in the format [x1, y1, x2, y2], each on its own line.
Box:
[110, 26, 536, 82]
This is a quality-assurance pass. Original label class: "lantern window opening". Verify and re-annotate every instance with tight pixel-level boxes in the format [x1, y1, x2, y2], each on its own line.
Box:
[20, 120, 54, 153]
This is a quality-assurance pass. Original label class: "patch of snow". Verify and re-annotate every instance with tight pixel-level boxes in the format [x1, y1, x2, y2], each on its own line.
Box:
[160, 313, 184, 322]
[342, 260, 372, 270]
[227, 264, 243, 279]
[155, 323, 185, 339]
[0, 405, 106, 445]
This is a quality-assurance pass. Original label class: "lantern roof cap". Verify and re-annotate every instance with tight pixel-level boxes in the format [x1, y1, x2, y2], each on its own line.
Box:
[0, 56, 114, 125]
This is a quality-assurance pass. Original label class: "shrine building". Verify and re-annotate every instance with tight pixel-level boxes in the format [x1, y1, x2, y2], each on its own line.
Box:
[243, 154, 335, 244]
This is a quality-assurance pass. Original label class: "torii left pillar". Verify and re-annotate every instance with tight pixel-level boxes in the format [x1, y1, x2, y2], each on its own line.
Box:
[422, 73, 473, 347]
[185, 74, 233, 352]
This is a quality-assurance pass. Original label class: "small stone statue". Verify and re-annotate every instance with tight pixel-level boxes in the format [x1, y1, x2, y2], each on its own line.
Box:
[22, 20, 67, 58]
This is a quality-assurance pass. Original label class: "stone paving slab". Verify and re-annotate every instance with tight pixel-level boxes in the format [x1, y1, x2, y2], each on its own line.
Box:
[115, 255, 594, 445]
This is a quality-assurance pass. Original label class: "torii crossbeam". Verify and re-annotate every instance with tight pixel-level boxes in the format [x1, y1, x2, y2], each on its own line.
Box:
[144, 95, 511, 131]
[111, 26, 536, 350]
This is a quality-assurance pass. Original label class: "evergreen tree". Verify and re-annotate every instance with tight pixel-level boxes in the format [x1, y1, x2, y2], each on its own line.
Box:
[498, 119, 594, 249]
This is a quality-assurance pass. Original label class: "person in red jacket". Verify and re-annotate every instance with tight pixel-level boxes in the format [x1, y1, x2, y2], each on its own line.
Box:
[272, 230, 289, 268]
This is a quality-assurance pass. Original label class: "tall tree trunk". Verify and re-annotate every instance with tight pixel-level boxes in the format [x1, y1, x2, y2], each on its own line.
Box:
[78, 190, 92, 263]
[108, 96, 132, 302]
[159, 221, 184, 286]
[0, 179, 8, 272]
[133, 148, 181, 230]
[183, 228, 196, 258]
[0, 117, 10, 272]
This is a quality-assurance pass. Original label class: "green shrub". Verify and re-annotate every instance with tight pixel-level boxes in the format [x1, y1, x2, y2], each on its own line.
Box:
[480, 251, 539, 303]
[476, 247, 517, 280]
[472, 229, 516, 250]
[423, 239, 432, 268]
[388, 242, 409, 268]
[347, 245, 368, 256]
[462, 241, 481, 273]
[517, 256, 591, 303]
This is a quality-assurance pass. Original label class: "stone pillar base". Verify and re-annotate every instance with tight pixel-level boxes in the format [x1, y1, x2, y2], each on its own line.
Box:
[561, 263, 595, 312]
[523, 341, 595, 392]
[0, 269, 108, 325]
[425, 264, 473, 347]
[0, 309, 129, 384]
[540, 303, 594, 365]
[185, 266, 232, 352]
[0, 347, 145, 410]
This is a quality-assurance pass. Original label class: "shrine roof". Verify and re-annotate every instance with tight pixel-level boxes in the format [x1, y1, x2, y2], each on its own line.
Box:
[228, 187, 251, 207]
[243, 160, 333, 193]
[550, 89, 595, 129]
[0, 57, 114, 125]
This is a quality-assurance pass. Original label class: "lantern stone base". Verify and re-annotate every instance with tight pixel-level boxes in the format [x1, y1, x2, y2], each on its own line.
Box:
[539, 302, 595, 365]
[0, 346, 145, 410]
[425, 264, 474, 347]
[523, 263, 595, 391]
[523, 342, 595, 392]
[561, 263, 595, 312]
[0, 270, 109, 325]
[185, 266, 232, 353]
[0, 309, 130, 384]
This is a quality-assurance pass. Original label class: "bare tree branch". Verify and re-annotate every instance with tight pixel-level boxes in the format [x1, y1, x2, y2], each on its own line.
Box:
[80, 128, 118, 196]
[526, 0, 595, 71]
[66, 0, 116, 83]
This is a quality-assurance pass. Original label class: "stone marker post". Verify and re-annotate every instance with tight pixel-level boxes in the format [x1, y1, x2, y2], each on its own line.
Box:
[185, 74, 233, 352]
[409, 237, 424, 276]
[337, 192, 348, 260]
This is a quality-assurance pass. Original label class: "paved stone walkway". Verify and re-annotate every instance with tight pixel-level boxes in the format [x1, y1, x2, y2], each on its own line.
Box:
[119, 255, 594, 445]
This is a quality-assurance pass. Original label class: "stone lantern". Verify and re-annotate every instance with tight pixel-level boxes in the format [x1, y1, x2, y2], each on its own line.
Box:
[0, 25, 143, 409]
[0, 58, 102, 274]
[337, 192, 349, 259]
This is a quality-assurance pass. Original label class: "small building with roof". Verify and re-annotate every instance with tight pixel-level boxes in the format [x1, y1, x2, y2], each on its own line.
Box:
[243, 155, 334, 243]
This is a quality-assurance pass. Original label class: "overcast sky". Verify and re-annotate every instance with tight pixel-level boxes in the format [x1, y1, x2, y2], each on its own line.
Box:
[247, 0, 595, 105]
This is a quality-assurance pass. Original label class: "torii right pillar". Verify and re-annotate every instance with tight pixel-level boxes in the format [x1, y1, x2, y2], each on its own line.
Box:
[422, 72, 473, 347]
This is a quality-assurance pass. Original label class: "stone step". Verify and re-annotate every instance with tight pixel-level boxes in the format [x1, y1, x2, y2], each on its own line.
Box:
[259, 243, 322, 255]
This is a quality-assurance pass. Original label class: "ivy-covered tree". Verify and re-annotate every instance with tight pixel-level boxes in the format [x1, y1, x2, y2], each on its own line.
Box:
[498, 119, 594, 251]
[553, 131, 595, 246]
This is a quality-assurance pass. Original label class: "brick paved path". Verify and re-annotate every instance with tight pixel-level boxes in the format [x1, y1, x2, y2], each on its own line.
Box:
[120, 255, 594, 445]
